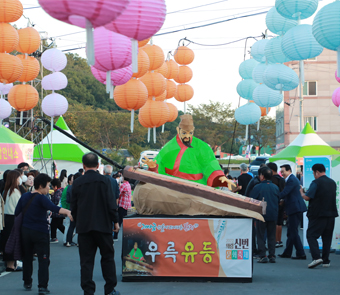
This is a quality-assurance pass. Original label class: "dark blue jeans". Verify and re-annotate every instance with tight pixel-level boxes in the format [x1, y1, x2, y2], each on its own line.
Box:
[283, 212, 306, 257]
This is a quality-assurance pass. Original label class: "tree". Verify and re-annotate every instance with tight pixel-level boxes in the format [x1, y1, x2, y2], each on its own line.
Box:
[249, 116, 276, 153]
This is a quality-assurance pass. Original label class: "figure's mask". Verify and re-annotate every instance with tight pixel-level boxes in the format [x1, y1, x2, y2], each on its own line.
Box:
[177, 114, 195, 148]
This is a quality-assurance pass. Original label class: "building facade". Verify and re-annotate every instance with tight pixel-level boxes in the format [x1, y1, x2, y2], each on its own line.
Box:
[276, 49, 340, 153]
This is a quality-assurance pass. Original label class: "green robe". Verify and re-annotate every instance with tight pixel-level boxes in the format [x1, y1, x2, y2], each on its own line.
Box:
[129, 248, 144, 261]
[153, 135, 224, 187]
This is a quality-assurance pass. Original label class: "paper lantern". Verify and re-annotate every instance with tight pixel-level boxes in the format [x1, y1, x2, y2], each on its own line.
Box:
[42, 72, 68, 91]
[166, 79, 177, 99]
[92, 65, 133, 86]
[282, 24, 323, 61]
[42, 93, 68, 117]
[0, 83, 13, 95]
[275, 0, 318, 20]
[167, 103, 178, 122]
[253, 84, 283, 108]
[235, 103, 261, 125]
[114, 79, 148, 111]
[132, 49, 150, 78]
[154, 62, 168, 78]
[335, 71, 340, 84]
[16, 27, 41, 54]
[236, 79, 258, 100]
[174, 46, 195, 65]
[174, 66, 193, 84]
[139, 100, 170, 128]
[17, 55, 40, 82]
[0, 23, 19, 53]
[93, 27, 132, 72]
[266, 7, 298, 36]
[8, 84, 38, 111]
[0, 53, 23, 84]
[252, 63, 269, 84]
[265, 37, 290, 64]
[91, 66, 106, 83]
[0, 98, 12, 119]
[149, 90, 166, 101]
[332, 87, 340, 107]
[142, 44, 164, 71]
[41, 48, 67, 72]
[174, 84, 194, 102]
[164, 59, 179, 79]
[251, 39, 269, 62]
[0, 0, 23, 22]
[261, 107, 271, 117]
[263, 64, 299, 91]
[138, 38, 150, 47]
[239, 59, 259, 79]
[104, 0, 166, 41]
[139, 72, 166, 97]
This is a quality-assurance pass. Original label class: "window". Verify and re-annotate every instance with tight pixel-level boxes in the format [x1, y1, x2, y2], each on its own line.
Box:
[303, 81, 317, 96]
[307, 57, 317, 61]
[304, 116, 317, 131]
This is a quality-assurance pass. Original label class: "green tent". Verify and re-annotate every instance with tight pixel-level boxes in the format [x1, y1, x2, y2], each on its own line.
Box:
[270, 123, 340, 163]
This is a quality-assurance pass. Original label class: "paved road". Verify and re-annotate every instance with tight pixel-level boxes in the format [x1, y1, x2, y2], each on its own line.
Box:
[1, 228, 340, 295]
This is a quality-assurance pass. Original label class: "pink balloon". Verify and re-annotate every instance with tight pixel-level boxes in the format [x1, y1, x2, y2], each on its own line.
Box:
[38, 0, 130, 28]
[105, 0, 166, 41]
[93, 27, 132, 72]
[332, 87, 340, 107]
[91, 65, 132, 86]
[0, 98, 12, 119]
[335, 71, 340, 83]
[42, 93, 68, 117]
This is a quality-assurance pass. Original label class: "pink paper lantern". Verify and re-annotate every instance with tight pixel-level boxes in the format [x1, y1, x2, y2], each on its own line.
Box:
[335, 71, 340, 83]
[0, 99, 12, 119]
[42, 93, 68, 117]
[91, 65, 132, 86]
[41, 48, 67, 72]
[93, 27, 132, 72]
[105, 0, 166, 41]
[0, 83, 14, 95]
[332, 87, 340, 107]
[42, 72, 68, 91]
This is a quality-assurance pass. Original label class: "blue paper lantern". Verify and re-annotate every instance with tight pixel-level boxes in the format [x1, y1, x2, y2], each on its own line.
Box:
[282, 24, 323, 61]
[252, 62, 269, 84]
[253, 84, 283, 108]
[251, 39, 270, 62]
[266, 7, 298, 36]
[263, 64, 299, 91]
[235, 103, 261, 125]
[275, 0, 318, 20]
[236, 79, 258, 100]
[239, 59, 259, 79]
[265, 37, 290, 64]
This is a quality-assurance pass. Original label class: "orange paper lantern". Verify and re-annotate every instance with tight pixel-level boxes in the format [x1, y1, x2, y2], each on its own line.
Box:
[148, 90, 167, 101]
[0, 23, 19, 53]
[0, 0, 23, 22]
[164, 59, 179, 80]
[139, 72, 166, 97]
[8, 84, 39, 111]
[0, 53, 23, 83]
[174, 84, 194, 102]
[261, 107, 271, 116]
[139, 100, 170, 128]
[165, 79, 177, 99]
[174, 46, 195, 65]
[142, 44, 164, 71]
[132, 49, 150, 78]
[167, 103, 178, 122]
[114, 78, 148, 111]
[138, 38, 150, 48]
[154, 61, 168, 78]
[17, 55, 40, 82]
[174, 66, 193, 84]
[16, 27, 41, 54]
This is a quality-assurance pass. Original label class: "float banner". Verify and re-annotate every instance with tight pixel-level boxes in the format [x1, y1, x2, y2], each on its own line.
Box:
[0, 143, 34, 165]
[122, 217, 252, 278]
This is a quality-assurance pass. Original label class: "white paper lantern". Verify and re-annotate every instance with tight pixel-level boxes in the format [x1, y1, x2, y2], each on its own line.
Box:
[41, 48, 67, 72]
[42, 72, 68, 91]
[0, 98, 12, 119]
[0, 83, 14, 95]
[42, 93, 68, 117]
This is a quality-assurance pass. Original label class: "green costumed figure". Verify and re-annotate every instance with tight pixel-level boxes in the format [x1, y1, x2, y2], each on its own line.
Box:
[142, 114, 235, 189]
[128, 242, 145, 262]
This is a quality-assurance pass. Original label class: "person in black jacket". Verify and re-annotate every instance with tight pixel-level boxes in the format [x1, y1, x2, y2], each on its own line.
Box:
[300, 163, 339, 269]
[71, 153, 120, 295]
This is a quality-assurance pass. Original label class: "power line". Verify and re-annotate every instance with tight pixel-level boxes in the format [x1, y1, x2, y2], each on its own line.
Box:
[167, 0, 230, 14]
[179, 36, 262, 47]
[23, 6, 40, 10]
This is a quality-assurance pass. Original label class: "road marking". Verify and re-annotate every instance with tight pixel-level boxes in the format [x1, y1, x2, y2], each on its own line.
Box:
[0, 272, 11, 278]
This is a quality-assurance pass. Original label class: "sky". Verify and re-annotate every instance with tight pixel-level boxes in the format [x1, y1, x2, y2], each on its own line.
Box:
[15, 0, 334, 115]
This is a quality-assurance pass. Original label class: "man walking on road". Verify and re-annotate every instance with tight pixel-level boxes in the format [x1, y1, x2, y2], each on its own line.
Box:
[300, 164, 338, 269]
[71, 153, 120, 295]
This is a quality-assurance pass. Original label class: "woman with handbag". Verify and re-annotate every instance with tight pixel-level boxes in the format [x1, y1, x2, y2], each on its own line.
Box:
[15, 173, 73, 294]
[1, 170, 22, 271]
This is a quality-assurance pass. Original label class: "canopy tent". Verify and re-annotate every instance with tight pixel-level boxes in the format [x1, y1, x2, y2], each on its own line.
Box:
[270, 123, 340, 163]
[0, 126, 34, 172]
[34, 116, 90, 175]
